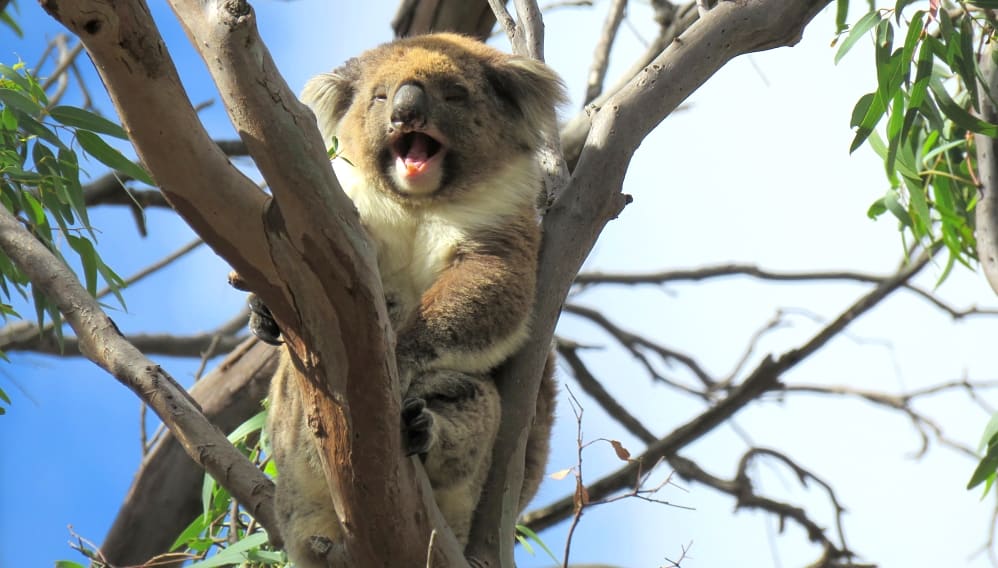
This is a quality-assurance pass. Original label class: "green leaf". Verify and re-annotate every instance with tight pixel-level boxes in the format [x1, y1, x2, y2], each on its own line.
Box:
[836, 0, 849, 34]
[884, 188, 912, 227]
[0, 106, 15, 131]
[0, 87, 40, 116]
[227, 410, 267, 444]
[976, 413, 998, 452]
[0, 65, 34, 95]
[906, 178, 931, 238]
[929, 80, 998, 137]
[186, 531, 269, 568]
[95, 255, 127, 309]
[968, 434, 998, 490]
[67, 235, 99, 297]
[0, 10, 24, 38]
[867, 197, 888, 219]
[835, 11, 882, 65]
[885, 89, 905, 175]
[14, 111, 67, 149]
[75, 130, 154, 186]
[170, 514, 209, 552]
[57, 147, 91, 235]
[900, 11, 924, 85]
[54, 562, 86, 568]
[516, 524, 559, 564]
[49, 106, 129, 140]
[201, 471, 217, 523]
[850, 92, 887, 153]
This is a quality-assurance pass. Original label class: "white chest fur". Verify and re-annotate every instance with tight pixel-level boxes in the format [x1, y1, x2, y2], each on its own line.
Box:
[332, 157, 540, 324]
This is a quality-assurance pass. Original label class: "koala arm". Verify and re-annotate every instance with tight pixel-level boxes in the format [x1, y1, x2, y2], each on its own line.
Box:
[397, 215, 539, 375]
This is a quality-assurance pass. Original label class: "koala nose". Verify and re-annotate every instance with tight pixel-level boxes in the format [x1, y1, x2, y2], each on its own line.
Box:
[391, 83, 428, 129]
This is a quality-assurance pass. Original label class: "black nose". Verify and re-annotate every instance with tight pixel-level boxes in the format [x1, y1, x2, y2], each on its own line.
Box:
[391, 83, 428, 129]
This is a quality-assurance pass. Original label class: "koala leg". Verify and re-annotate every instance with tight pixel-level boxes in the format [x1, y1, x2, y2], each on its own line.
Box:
[403, 370, 501, 545]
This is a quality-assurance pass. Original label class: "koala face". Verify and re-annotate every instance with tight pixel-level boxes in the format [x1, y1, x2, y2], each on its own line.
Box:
[301, 34, 565, 202]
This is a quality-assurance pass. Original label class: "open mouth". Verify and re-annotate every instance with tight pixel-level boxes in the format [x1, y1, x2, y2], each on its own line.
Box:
[392, 132, 444, 178]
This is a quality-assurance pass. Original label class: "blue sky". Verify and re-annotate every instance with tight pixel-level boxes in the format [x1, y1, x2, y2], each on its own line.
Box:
[3, 2, 998, 567]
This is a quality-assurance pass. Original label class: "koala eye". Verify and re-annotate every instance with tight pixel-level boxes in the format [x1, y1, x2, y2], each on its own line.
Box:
[443, 85, 469, 103]
[372, 91, 388, 103]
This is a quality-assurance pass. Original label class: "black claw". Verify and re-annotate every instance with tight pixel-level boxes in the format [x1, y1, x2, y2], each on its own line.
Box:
[402, 396, 434, 457]
[248, 294, 282, 345]
[308, 535, 335, 556]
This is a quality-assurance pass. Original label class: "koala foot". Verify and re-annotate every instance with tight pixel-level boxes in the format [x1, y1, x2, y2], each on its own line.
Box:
[307, 535, 349, 567]
[308, 535, 334, 556]
[247, 293, 282, 346]
[402, 397, 434, 457]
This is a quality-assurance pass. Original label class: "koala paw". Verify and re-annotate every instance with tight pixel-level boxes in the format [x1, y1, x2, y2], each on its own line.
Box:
[247, 294, 282, 346]
[401, 397, 434, 457]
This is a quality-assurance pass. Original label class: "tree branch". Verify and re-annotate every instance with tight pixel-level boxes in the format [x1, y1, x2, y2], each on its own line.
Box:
[975, 42, 998, 295]
[468, 2, 832, 564]
[392, 0, 497, 39]
[583, 0, 627, 105]
[0, 204, 281, 543]
[44, 1, 461, 564]
[521, 251, 926, 541]
[40, 1, 275, 286]
[101, 339, 278, 566]
[575, 263, 998, 319]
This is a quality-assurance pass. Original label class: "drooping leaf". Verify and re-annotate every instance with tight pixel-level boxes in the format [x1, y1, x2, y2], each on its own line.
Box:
[929, 80, 998, 137]
[67, 235, 99, 297]
[835, 10, 882, 65]
[185, 531, 269, 568]
[0, 87, 40, 115]
[49, 106, 128, 140]
[75, 130, 154, 186]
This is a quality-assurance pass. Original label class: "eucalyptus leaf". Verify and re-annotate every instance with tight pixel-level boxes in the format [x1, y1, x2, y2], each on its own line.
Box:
[75, 130, 154, 186]
[50, 106, 128, 140]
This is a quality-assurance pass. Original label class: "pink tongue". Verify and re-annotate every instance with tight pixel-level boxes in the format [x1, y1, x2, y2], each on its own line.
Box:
[403, 135, 430, 173]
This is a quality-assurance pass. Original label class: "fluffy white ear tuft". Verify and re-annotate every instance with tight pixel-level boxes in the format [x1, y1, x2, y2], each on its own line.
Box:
[486, 56, 567, 144]
[300, 63, 358, 149]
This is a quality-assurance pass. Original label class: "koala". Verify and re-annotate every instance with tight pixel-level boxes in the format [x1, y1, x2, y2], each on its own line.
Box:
[260, 33, 564, 568]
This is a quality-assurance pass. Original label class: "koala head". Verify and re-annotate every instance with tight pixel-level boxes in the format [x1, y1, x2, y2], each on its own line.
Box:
[301, 33, 566, 201]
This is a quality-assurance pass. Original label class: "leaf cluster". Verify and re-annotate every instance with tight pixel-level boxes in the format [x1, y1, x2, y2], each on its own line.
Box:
[0, 62, 139, 394]
[169, 410, 286, 567]
[837, 1, 991, 282]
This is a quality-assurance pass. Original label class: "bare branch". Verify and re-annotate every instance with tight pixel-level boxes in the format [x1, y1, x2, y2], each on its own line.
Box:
[575, 263, 998, 320]
[563, 302, 715, 392]
[522, 250, 926, 539]
[40, 38, 84, 91]
[0, 204, 281, 543]
[583, 0, 627, 105]
[556, 339, 657, 443]
[470, 3, 832, 564]
[783, 381, 992, 459]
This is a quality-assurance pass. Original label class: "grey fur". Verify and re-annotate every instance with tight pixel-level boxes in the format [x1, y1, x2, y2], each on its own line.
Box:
[266, 33, 563, 567]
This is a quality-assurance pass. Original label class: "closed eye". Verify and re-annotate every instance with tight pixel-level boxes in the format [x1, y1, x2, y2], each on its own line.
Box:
[373, 92, 388, 103]
[443, 85, 469, 103]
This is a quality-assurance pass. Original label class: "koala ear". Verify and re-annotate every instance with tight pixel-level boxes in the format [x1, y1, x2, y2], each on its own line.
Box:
[485, 56, 567, 141]
[300, 58, 360, 147]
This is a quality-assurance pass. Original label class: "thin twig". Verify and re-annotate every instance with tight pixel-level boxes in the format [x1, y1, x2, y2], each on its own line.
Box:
[584, 0, 628, 105]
